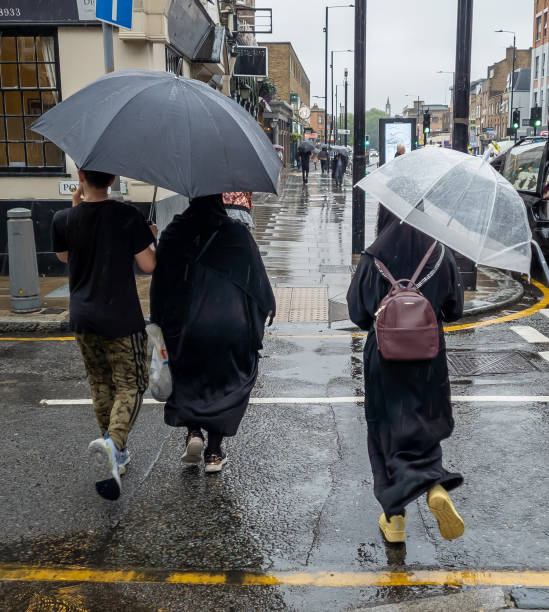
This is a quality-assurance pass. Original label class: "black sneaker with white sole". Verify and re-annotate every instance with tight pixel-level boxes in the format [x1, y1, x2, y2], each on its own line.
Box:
[204, 451, 228, 473]
[88, 437, 121, 500]
[182, 431, 205, 464]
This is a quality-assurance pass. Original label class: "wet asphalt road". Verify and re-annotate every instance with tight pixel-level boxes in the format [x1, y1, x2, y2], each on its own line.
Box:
[3, 170, 549, 610]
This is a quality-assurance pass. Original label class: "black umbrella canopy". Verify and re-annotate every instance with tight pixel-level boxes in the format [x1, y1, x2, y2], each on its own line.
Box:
[32, 70, 282, 198]
[297, 140, 315, 153]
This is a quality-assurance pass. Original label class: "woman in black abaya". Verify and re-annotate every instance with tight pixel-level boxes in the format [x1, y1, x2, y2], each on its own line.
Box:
[150, 195, 275, 473]
[347, 212, 465, 543]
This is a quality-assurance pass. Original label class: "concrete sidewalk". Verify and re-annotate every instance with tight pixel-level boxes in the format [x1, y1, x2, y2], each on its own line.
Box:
[0, 168, 525, 332]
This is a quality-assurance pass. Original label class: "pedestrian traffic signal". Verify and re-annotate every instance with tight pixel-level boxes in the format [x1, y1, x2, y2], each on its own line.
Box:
[423, 111, 431, 134]
[365, 135, 370, 147]
[531, 106, 542, 128]
[414, 139, 418, 148]
[512, 109, 520, 130]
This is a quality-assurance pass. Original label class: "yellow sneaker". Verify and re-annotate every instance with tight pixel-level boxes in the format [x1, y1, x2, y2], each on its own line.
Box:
[427, 485, 465, 540]
[379, 512, 406, 543]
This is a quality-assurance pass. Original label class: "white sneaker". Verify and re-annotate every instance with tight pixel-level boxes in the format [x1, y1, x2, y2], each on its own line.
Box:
[117, 448, 131, 475]
[88, 437, 121, 500]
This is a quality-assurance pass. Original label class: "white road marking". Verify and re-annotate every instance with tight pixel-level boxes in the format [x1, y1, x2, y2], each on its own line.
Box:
[539, 351, 549, 362]
[539, 309, 549, 318]
[40, 396, 549, 407]
[510, 325, 549, 343]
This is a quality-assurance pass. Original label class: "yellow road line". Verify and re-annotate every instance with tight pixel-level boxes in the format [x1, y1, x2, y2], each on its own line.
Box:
[3, 565, 549, 587]
[2, 280, 549, 342]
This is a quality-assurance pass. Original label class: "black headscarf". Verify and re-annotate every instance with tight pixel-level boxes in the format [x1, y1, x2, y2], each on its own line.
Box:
[154, 193, 275, 323]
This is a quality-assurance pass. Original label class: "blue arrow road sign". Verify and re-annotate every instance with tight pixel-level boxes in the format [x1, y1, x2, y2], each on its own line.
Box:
[96, 0, 133, 30]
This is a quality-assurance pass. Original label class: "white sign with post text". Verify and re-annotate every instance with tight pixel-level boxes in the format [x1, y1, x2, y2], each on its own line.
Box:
[59, 180, 128, 196]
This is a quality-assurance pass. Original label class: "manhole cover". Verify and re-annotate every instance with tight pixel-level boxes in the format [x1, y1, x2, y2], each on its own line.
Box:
[447, 351, 539, 376]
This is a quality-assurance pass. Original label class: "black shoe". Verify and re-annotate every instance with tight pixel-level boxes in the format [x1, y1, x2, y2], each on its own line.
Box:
[204, 451, 228, 473]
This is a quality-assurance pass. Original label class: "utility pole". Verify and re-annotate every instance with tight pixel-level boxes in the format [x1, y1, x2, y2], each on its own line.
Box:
[331, 50, 334, 145]
[324, 6, 329, 146]
[510, 33, 516, 143]
[102, 23, 122, 197]
[453, 0, 476, 290]
[344, 67, 349, 147]
[352, 0, 366, 262]
[452, 0, 473, 153]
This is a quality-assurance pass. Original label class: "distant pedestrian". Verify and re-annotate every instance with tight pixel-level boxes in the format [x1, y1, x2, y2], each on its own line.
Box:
[297, 148, 311, 183]
[312, 151, 319, 170]
[333, 153, 347, 188]
[223, 191, 255, 229]
[346, 217, 465, 544]
[394, 144, 406, 157]
[319, 146, 330, 175]
[52, 169, 157, 500]
[277, 149, 284, 163]
[150, 195, 275, 473]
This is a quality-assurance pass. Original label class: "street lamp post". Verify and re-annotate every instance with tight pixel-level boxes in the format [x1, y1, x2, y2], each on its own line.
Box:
[331, 49, 353, 145]
[495, 29, 517, 142]
[352, 0, 366, 261]
[344, 67, 349, 147]
[324, 4, 354, 149]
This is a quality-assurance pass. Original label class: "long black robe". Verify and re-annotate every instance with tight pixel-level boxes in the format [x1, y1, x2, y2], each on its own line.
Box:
[150, 195, 276, 436]
[347, 219, 464, 518]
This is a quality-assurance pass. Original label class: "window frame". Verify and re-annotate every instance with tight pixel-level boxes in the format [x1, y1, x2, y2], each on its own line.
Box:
[0, 26, 66, 176]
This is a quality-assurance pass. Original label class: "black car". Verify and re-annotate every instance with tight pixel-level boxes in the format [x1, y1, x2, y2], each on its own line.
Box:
[491, 137, 549, 257]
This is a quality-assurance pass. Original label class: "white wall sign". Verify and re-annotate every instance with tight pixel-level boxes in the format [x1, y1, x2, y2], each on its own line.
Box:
[59, 180, 128, 196]
[76, 0, 96, 20]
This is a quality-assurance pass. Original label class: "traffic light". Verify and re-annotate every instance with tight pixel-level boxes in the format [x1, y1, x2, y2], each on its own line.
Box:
[423, 111, 431, 134]
[365, 135, 370, 147]
[414, 139, 418, 148]
[531, 106, 542, 128]
[512, 109, 520, 130]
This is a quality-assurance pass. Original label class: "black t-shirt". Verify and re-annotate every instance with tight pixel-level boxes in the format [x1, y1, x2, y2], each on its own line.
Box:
[52, 200, 154, 338]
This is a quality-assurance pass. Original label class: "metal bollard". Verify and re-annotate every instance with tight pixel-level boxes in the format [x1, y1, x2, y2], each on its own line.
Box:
[7, 208, 41, 313]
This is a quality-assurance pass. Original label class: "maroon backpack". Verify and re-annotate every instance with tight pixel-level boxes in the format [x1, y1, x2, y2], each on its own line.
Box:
[374, 241, 443, 362]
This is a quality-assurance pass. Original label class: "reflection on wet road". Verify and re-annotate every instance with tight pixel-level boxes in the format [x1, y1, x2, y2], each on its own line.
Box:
[3, 169, 549, 610]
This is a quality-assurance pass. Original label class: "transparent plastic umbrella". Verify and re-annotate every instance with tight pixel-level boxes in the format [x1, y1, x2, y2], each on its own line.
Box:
[356, 147, 534, 276]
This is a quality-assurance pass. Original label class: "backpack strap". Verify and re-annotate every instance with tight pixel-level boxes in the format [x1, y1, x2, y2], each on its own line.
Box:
[408, 241, 439, 289]
[374, 257, 399, 287]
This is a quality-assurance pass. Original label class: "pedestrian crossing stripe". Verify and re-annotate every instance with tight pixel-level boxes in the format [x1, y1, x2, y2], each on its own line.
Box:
[39, 395, 549, 407]
[3, 565, 549, 587]
[510, 325, 549, 343]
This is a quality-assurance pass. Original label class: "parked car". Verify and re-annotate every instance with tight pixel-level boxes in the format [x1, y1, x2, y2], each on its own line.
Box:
[491, 137, 549, 258]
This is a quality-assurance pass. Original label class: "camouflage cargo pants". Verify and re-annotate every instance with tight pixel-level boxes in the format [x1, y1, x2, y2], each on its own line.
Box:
[76, 331, 149, 451]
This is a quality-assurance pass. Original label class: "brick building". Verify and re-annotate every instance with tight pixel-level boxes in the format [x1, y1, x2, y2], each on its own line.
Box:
[531, 0, 549, 127]
[310, 104, 331, 142]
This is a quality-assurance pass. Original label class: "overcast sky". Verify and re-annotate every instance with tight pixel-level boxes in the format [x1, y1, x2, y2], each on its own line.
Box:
[255, 0, 533, 115]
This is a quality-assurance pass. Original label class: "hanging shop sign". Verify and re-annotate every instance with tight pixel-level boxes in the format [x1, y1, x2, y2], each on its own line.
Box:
[233, 46, 268, 78]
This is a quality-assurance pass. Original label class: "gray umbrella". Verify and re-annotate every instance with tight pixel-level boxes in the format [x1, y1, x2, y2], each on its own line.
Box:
[32, 70, 281, 198]
[297, 140, 315, 153]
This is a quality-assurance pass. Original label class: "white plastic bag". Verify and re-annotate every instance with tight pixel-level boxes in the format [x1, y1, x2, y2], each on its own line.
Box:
[146, 323, 172, 402]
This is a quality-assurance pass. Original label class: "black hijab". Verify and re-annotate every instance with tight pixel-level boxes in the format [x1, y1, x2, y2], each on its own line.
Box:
[156, 193, 275, 321]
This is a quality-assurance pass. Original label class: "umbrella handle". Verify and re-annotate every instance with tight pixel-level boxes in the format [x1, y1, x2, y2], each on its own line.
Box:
[532, 240, 549, 286]
[148, 186, 158, 223]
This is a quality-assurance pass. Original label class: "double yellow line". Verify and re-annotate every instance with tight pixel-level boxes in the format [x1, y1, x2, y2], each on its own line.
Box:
[3, 565, 549, 587]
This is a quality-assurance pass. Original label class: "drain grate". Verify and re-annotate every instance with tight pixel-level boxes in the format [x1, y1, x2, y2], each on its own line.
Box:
[447, 351, 539, 376]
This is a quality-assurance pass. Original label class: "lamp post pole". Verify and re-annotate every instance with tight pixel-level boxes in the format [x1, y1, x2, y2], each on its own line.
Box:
[344, 68, 349, 147]
[352, 0, 366, 262]
[330, 49, 353, 146]
[324, 5, 354, 147]
[453, 0, 473, 153]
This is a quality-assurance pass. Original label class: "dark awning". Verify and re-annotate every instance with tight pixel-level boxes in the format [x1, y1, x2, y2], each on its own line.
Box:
[168, 0, 225, 64]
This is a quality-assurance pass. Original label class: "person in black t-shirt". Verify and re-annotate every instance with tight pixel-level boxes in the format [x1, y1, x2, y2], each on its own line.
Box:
[52, 169, 157, 501]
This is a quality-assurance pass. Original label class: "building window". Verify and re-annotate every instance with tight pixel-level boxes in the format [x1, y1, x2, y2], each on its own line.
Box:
[541, 89, 545, 109]
[318, 115, 322, 124]
[544, 53, 546, 77]
[0, 30, 63, 173]
[536, 55, 540, 78]
[535, 91, 538, 106]
[537, 15, 542, 41]
[545, 12, 548, 35]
